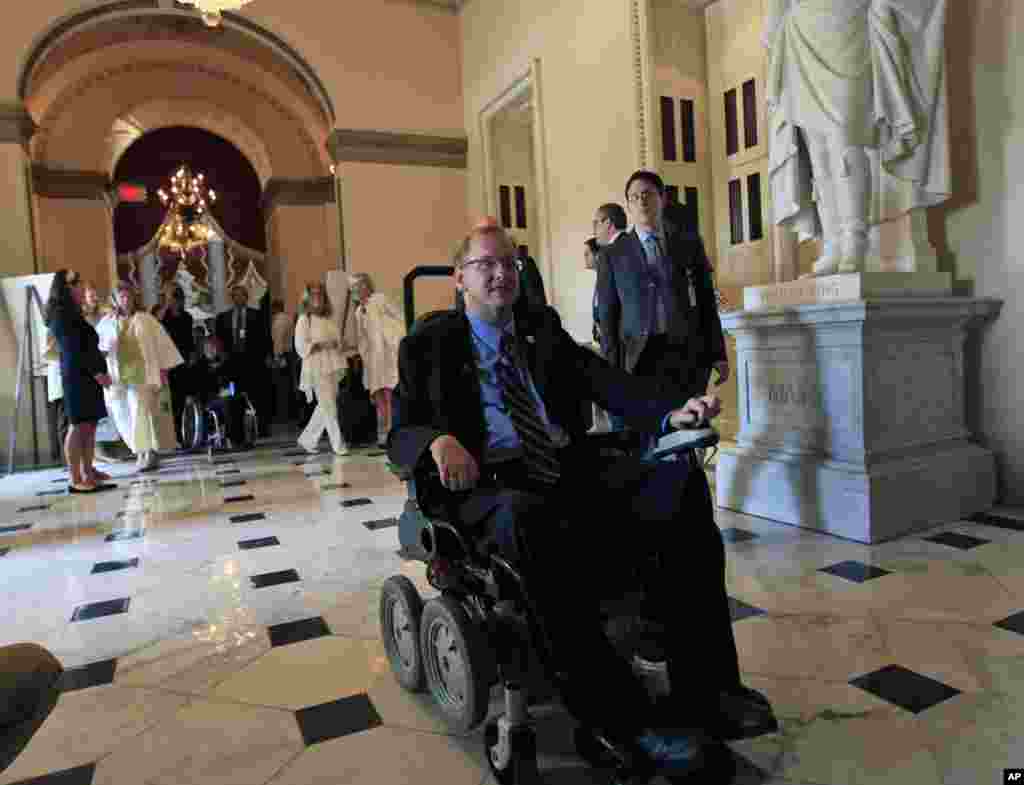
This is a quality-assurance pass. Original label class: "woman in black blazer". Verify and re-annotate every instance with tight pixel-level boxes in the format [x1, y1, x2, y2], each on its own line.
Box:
[45, 270, 114, 493]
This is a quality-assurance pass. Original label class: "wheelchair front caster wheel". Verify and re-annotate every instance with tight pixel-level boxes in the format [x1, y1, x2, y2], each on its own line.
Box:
[379, 576, 425, 692]
[485, 718, 541, 785]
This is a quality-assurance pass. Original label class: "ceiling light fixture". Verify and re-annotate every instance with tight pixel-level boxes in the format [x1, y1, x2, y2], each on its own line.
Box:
[157, 164, 218, 255]
[174, 0, 253, 28]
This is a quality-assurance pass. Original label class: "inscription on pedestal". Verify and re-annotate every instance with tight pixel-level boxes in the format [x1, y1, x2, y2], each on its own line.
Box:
[765, 281, 842, 305]
[748, 364, 823, 430]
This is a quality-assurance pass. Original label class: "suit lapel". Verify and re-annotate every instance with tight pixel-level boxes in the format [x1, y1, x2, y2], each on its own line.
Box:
[450, 315, 487, 436]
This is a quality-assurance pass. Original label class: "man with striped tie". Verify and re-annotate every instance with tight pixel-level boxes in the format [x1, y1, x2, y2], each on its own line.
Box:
[389, 224, 774, 779]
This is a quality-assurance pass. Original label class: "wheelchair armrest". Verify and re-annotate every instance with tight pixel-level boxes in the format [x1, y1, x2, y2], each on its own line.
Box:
[584, 429, 649, 454]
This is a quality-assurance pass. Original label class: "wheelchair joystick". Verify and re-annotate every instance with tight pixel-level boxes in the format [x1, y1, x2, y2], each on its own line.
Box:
[648, 413, 720, 461]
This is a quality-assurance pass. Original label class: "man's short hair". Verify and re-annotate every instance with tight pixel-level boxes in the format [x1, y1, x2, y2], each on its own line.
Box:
[624, 170, 665, 199]
[597, 203, 627, 231]
[454, 225, 515, 267]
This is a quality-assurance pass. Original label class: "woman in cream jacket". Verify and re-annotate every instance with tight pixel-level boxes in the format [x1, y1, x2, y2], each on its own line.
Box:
[349, 272, 405, 447]
[96, 282, 183, 472]
[295, 281, 349, 455]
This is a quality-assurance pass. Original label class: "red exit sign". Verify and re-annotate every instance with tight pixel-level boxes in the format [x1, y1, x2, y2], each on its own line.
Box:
[116, 183, 148, 203]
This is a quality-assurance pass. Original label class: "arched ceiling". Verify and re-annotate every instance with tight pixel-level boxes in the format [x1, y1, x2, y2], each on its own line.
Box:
[20, 6, 333, 126]
[109, 99, 274, 184]
[30, 42, 329, 179]
[25, 16, 333, 182]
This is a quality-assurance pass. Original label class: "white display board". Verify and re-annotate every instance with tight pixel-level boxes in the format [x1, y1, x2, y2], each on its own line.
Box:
[1, 273, 55, 378]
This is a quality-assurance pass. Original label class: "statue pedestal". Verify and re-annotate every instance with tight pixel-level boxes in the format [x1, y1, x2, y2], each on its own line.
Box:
[716, 294, 1002, 543]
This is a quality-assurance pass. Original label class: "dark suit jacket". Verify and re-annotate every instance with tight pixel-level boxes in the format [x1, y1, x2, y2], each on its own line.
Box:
[214, 306, 269, 372]
[596, 226, 725, 375]
[389, 307, 681, 518]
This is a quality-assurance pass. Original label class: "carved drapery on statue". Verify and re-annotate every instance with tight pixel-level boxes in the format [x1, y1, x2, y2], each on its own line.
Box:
[116, 212, 267, 320]
[764, 0, 950, 274]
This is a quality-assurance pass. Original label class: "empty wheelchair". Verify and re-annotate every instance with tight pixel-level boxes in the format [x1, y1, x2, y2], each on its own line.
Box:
[180, 389, 259, 460]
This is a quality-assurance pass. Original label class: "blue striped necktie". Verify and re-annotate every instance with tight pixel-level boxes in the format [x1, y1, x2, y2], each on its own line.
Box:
[496, 333, 561, 485]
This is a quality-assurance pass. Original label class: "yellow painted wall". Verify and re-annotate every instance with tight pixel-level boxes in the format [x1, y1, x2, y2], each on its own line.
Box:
[935, 0, 1024, 503]
[461, 0, 642, 341]
[33, 197, 113, 288]
[339, 161, 468, 317]
[243, 0, 464, 136]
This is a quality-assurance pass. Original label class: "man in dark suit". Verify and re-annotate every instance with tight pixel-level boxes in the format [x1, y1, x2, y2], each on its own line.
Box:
[390, 225, 772, 778]
[215, 285, 270, 436]
[597, 171, 729, 406]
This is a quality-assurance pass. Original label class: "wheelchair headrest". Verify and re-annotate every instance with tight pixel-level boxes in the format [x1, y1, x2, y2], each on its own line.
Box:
[409, 309, 458, 337]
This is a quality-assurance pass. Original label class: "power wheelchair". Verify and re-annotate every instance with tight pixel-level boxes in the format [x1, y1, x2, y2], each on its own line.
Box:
[379, 267, 731, 785]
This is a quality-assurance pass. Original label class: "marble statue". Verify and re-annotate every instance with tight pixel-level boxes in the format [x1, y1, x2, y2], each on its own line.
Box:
[764, 0, 951, 277]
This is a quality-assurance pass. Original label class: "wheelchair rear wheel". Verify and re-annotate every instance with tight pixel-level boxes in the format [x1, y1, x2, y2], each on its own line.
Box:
[180, 398, 206, 451]
[380, 576, 425, 692]
[420, 595, 492, 733]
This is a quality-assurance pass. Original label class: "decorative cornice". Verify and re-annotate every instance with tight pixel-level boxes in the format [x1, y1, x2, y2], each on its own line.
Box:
[32, 167, 109, 200]
[406, 0, 463, 11]
[261, 176, 336, 211]
[326, 129, 467, 169]
[0, 103, 37, 144]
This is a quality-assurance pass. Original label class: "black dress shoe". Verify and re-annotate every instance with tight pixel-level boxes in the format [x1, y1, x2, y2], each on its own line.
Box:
[712, 685, 777, 740]
[653, 684, 777, 741]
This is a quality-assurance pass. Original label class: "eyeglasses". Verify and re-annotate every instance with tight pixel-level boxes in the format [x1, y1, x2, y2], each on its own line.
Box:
[627, 190, 660, 204]
[461, 256, 521, 274]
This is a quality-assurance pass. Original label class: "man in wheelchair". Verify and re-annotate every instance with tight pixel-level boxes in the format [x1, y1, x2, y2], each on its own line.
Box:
[187, 335, 254, 450]
[388, 225, 775, 780]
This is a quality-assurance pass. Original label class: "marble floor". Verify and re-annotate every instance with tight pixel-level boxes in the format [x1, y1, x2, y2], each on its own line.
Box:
[1, 439, 1023, 785]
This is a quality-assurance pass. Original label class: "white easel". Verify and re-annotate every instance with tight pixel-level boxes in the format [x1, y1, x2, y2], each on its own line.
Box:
[6, 284, 46, 475]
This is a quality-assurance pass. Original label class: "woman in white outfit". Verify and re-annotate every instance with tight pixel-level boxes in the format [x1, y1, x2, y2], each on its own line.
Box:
[349, 273, 405, 447]
[295, 281, 349, 455]
[96, 282, 184, 472]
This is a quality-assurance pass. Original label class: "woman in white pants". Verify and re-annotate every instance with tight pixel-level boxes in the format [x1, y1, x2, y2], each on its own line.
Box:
[96, 282, 183, 472]
[295, 281, 349, 455]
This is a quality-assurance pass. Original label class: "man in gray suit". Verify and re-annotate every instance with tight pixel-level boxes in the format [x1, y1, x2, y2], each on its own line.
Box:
[596, 170, 729, 407]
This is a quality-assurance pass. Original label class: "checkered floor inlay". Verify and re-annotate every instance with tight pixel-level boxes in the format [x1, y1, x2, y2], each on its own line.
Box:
[1, 436, 1022, 785]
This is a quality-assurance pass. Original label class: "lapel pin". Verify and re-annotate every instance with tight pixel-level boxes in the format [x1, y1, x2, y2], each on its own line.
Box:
[525, 335, 536, 344]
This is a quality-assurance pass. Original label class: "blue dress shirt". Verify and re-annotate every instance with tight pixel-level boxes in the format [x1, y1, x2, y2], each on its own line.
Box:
[467, 314, 567, 461]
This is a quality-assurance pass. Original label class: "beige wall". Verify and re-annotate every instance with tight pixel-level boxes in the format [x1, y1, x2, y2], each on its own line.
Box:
[33, 197, 113, 289]
[461, 0, 642, 341]
[339, 161, 468, 317]
[0, 142, 43, 468]
[244, 0, 464, 136]
[266, 202, 339, 314]
[935, 0, 1024, 503]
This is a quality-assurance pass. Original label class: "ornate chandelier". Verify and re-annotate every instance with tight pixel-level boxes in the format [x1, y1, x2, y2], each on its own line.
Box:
[156, 165, 218, 256]
[174, 0, 253, 28]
